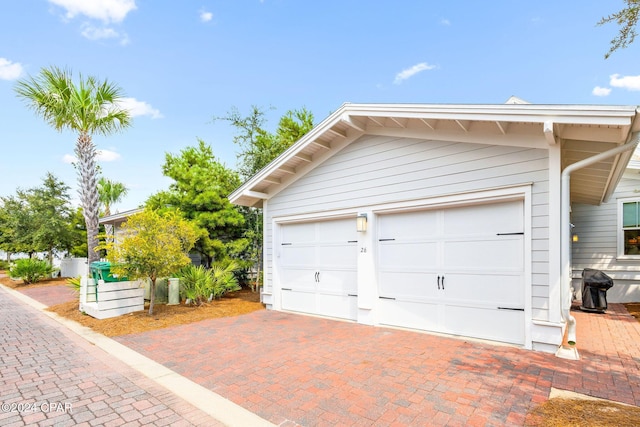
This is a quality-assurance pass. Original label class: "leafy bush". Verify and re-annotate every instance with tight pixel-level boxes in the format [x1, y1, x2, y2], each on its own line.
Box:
[9, 258, 54, 284]
[210, 261, 241, 299]
[178, 265, 212, 306]
[0, 260, 10, 270]
[178, 261, 241, 306]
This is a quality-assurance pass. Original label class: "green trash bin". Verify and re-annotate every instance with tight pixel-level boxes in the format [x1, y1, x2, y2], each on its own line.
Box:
[89, 261, 127, 282]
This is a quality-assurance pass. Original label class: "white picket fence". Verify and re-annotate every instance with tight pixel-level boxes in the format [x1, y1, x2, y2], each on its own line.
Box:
[79, 276, 144, 319]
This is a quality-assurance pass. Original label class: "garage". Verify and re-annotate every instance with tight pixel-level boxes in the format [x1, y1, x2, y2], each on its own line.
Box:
[377, 199, 526, 344]
[279, 217, 358, 320]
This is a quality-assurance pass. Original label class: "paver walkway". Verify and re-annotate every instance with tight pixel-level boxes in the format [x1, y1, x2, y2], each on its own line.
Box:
[116, 304, 640, 427]
[0, 285, 225, 427]
[18, 284, 77, 307]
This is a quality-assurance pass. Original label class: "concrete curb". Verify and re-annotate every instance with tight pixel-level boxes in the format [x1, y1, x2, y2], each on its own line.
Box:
[0, 283, 275, 427]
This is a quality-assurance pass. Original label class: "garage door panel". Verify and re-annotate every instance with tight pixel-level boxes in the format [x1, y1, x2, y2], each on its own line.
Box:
[442, 238, 523, 271]
[281, 290, 315, 314]
[442, 273, 524, 307]
[378, 210, 438, 238]
[443, 201, 523, 235]
[280, 268, 316, 291]
[318, 218, 357, 241]
[282, 222, 316, 243]
[379, 271, 441, 299]
[317, 270, 358, 294]
[281, 246, 316, 266]
[444, 305, 524, 344]
[378, 242, 438, 269]
[376, 199, 525, 346]
[317, 244, 357, 268]
[280, 218, 357, 321]
[317, 294, 357, 320]
[377, 299, 442, 332]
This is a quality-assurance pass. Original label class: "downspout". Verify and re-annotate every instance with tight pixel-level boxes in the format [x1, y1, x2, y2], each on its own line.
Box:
[560, 132, 640, 346]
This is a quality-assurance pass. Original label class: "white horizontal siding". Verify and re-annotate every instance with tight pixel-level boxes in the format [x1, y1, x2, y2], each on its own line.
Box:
[266, 135, 551, 317]
[571, 171, 640, 302]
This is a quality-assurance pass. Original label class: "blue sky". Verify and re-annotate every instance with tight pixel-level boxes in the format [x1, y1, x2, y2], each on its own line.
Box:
[1, 1, 640, 212]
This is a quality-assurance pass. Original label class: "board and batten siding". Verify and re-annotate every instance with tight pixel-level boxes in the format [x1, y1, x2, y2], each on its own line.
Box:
[571, 170, 640, 302]
[265, 135, 551, 320]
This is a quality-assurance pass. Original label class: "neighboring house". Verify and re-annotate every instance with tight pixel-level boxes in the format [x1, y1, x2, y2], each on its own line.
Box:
[571, 156, 640, 302]
[98, 208, 203, 266]
[229, 100, 640, 355]
[99, 208, 144, 244]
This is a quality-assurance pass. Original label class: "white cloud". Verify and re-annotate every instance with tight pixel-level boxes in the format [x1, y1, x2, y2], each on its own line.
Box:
[610, 74, 640, 91]
[200, 10, 213, 22]
[592, 86, 612, 97]
[440, 18, 450, 26]
[117, 97, 163, 119]
[0, 58, 23, 80]
[80, 24, 130, 44]
[48, 0, 136, 23]
[393, 62, 437, 85]
[97, 149, 121, 162]
[63, 148, 121, 164]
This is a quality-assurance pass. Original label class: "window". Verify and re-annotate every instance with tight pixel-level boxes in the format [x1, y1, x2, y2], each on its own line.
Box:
[620, 199, 640, 257]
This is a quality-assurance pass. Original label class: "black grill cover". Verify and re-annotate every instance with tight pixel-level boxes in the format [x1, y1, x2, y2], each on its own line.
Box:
[582, 268, 614, 290]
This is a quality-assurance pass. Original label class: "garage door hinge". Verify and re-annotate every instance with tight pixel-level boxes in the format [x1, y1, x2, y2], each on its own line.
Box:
[497, 307, 524, 311]
[378, 238, 396, 242]
[379, 296, 396, 300]
[496, 232, 524, 236]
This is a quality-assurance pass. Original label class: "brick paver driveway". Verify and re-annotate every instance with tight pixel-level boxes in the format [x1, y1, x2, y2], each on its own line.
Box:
[0, 285, 224, 427]
[116, 304, 640, 426]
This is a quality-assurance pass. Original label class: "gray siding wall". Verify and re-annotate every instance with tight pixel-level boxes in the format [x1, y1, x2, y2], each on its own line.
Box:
[266, 135, 551, 319]
[571, 170, 640, 302]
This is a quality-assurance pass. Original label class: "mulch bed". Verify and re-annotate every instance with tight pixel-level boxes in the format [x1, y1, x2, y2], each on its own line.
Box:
[0, 271, 264, 337]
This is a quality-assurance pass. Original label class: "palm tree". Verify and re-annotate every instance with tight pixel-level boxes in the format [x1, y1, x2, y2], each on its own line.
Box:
[15, 66, 131, 265]
[98, 177, 128, 239]
[98, 177, 128, 217]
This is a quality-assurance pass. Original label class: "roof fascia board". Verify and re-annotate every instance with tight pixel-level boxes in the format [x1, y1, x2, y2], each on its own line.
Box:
[364, 126, 549, 149]
[229, 103, 355, 203]
[99, 208, 143, 224]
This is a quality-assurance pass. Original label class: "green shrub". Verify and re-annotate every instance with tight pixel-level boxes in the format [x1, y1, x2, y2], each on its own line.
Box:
[178, 262, 241, 305]
[0, 260, 10, 270]
[210, 261, 241, 300]
[9, 259, 54, 284]
[178, 265, 213, 306]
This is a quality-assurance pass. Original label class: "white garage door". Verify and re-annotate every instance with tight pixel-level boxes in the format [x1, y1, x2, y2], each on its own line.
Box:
[377, 200, 525, 344]
[279, 218, 358, 320]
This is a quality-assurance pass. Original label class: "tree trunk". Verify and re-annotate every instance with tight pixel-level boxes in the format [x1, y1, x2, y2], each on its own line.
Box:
[149, 276, 156, 315]
[75, 133, 100, 265]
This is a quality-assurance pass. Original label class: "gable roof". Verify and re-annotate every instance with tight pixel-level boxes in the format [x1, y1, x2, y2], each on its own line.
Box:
[229, 102, 640, 208]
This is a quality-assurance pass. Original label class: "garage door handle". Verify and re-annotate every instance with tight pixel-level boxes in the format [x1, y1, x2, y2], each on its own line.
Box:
[282, 288, 292, 291]
[348, 294, 357, 297]
[497, 307, 524, 311]
[379, 296, 396, 300]
[437, 275, 441, 289]
[441, 276, 445, 290]
[496, 232, 524, 236]
[379, 238, 395, 241]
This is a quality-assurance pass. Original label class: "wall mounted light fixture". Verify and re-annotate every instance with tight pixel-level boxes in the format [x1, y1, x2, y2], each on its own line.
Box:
[356, 213, 367, 232]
